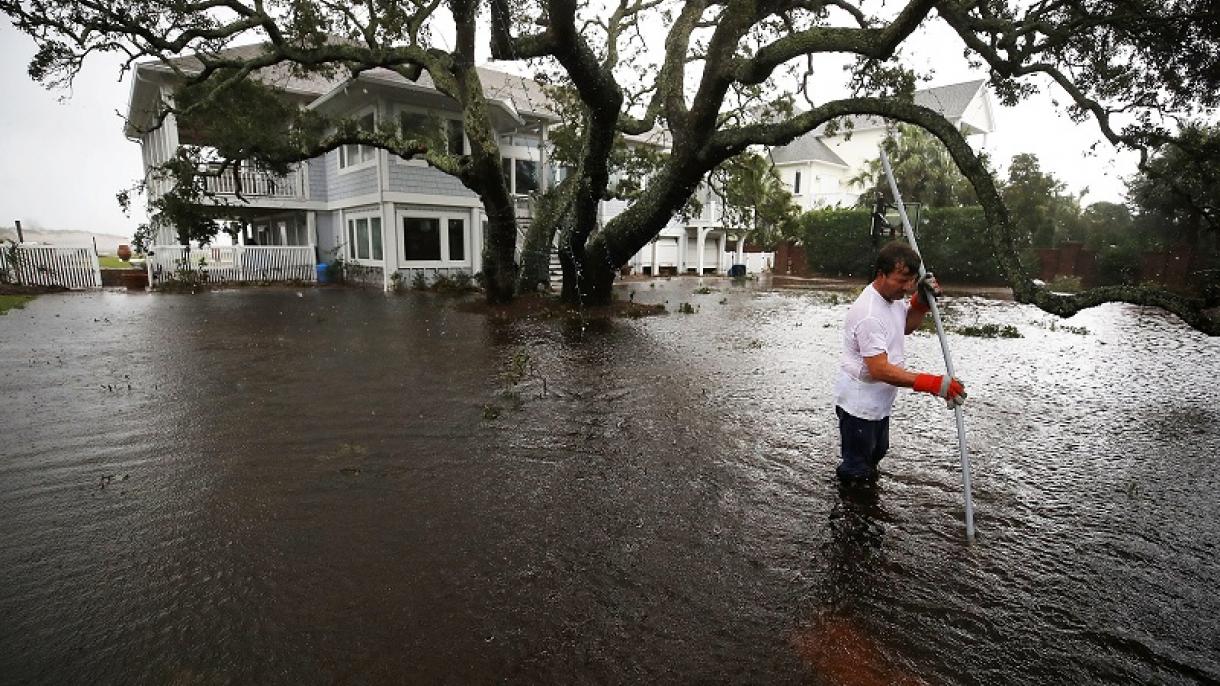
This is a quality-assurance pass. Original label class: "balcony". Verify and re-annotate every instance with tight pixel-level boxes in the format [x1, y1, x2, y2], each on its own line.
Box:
[199, 163, 305, 200]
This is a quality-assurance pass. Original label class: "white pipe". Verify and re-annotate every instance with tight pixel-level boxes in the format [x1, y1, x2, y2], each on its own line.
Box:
[880, 147, 976, 541]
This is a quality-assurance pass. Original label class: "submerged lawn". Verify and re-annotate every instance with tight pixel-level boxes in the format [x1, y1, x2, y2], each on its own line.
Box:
[0, 294, 35, 314]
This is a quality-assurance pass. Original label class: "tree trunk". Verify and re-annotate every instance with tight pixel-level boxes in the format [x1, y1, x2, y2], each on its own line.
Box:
[482, 205, 519, 304]
[516, 183, 575, 294]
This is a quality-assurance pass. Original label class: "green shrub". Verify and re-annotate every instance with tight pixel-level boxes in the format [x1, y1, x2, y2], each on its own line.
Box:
[1094, 243, 1142, 286]
[389, 271, 408, 294]
[797, 206, 1005, 284]
[955, 323, 1022, 338]
[798, 208, 875, 279]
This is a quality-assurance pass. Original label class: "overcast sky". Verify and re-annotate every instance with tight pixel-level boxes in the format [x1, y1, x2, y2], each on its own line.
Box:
[0, 19, 1139, 239]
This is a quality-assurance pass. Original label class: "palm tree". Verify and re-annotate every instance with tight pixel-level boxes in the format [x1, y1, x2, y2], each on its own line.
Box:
[850, 124, 975, 207]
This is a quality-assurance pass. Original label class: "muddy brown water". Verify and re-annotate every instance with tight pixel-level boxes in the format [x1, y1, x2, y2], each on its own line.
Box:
[1, 279, 1217, 684]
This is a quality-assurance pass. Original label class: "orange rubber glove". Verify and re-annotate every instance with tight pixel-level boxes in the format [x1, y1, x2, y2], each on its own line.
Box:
[910, 288, 931, 314]
[913, 373, 967, 407]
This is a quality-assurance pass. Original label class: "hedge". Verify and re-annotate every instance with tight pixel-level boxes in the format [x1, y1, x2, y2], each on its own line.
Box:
[799, 206, 1007, 284]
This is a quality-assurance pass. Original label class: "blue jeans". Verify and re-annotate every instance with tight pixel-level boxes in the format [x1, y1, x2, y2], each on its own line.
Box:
[836, 406, 890, 481]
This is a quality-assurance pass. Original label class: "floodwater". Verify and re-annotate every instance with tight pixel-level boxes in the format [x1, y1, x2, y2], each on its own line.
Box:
[1, 278, 1217, 685]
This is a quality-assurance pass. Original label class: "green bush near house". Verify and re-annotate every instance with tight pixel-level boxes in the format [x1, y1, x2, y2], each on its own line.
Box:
[911, 207, 1005, 284]
[798, 208, 875, 279]
[797, 206, 1005, 284]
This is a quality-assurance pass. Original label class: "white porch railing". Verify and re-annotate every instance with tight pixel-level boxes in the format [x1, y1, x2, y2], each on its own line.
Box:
[147, 245, 316, 288]
[200, 163, 304, 198]
[0, 244, 101, 289]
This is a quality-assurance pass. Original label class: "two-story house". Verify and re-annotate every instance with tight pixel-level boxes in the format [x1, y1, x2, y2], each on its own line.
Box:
[126, 44, 561, 289]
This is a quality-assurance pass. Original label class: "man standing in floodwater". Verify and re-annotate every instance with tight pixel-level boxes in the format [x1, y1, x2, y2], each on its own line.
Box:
[834, 241, 967, 483]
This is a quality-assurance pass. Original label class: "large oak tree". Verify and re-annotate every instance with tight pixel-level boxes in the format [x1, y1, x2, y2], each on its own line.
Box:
[4, 0, 1218, 332]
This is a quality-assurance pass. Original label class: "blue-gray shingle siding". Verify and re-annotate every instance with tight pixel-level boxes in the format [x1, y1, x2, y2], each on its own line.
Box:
[316, 211, 339, 257]
[309, 158, 328, 201]
[388, 158, 477, 197]
[327, 150, 379, 200]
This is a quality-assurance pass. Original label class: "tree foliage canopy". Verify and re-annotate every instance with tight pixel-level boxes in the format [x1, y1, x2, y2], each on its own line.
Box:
[3, 0, 1219, 331]
[850, 124, 975, 208]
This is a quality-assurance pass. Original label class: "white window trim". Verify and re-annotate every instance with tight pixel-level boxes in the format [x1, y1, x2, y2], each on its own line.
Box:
[344, 208, 385, 264]
[397, 208, 471, 267]
[394, 105, 467, 168]
[501, 148, 542, 196]
[337, 107, 379, 175]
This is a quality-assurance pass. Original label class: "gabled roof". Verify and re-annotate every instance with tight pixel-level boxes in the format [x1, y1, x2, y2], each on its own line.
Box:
[768, 134, 847, 166]
[127, 40, 560, 136]
[807, 79, 989, 136]
[913, 79, 986, 120]
[767, 79, 991, 163]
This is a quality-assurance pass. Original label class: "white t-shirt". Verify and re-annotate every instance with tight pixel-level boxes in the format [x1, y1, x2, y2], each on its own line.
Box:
[834, 283, 909, 420]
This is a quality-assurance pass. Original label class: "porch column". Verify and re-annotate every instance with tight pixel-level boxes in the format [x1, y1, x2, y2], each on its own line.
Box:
[650, 239, 658, 277]
[678, 231, 688, 273]
[380, 201, 397, 292]
[306, 211, 317, 247]
[470, 207, 483, 275]
[717, 231, 727, 274]
[697, 227, 709, 275]
[539, 122, 550, 192]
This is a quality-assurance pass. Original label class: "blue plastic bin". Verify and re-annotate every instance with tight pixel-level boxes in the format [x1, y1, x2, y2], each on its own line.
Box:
[316, 262, 330, 284]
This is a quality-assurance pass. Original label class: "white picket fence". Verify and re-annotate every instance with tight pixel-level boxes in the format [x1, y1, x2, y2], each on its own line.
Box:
[147, 245, 316, 288]
[0, 244, 101, 289]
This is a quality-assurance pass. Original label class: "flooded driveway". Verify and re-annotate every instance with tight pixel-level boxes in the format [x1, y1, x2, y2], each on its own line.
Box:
[2, 279, 1217, 684]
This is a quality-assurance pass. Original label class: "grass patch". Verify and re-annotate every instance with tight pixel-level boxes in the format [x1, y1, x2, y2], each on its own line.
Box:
[0, 294, 35, 314]
[955, 323, 1022, 338]
[98, 255, 135, 269]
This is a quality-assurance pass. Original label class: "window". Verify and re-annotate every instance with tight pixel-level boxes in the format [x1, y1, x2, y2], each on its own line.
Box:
[502, 157, 540, 194]
[446, 119, 466, 155]
[403, 217, 441, 261]
[794, 171, 802, 194]
[515, 159, 539, 193]
[398, 112, 466, 159]
[339, 112, 377, 170]
[401, 213, 468, 263]
[448, 219, 465, 261]
[346, 215, 383, 261]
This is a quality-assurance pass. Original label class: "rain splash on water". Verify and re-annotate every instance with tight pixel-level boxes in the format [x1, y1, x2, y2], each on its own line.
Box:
[1, 280, 1216, 684]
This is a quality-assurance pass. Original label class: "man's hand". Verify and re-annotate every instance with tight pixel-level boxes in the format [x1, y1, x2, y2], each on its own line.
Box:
[913, 373, 967, 408]
[910, 272, 943, 314]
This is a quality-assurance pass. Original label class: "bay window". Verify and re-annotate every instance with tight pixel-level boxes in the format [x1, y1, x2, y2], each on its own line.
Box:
[400, 211, 469, 264]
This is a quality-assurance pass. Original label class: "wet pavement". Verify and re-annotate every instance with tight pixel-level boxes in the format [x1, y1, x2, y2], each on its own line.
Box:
[1, 278, 1218, 684]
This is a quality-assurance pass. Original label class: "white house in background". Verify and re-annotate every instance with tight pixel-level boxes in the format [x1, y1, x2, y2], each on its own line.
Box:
[624, 80, 995, 277]
[126, 43, 562, 289]
[772, 80, 995, 210]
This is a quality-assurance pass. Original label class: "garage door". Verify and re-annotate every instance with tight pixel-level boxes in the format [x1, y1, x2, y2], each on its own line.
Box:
[654, 237, 679, 267]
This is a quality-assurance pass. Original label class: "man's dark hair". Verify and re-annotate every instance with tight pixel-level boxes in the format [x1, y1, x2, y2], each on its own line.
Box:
[875, 241, 921, 277]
